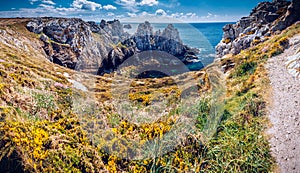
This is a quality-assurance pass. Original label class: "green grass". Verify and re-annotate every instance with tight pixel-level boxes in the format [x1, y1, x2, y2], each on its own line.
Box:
[1, 19, 300, 173]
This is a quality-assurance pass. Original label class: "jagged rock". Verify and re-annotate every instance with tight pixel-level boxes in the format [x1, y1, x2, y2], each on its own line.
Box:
[97, 46, 135, 75]
[132, 22, 187, 56]
[123, 24, 132, 29]
[134, 21, 154, 51]
[271, 0, 300, 32]
[100, 19, 129, 43]
[98, 21, 200, 75]
[239, 17, 252, 29]
[50, 41, 78, 69]
[160, 24, 185, 56]
[39, 34, 48, 42]
[26, 18, 44, 34]
[26, 18, 201, 76]
[265, 13, 279, 23]
[26, 17, 115, 74]
[87, 21, 101, 33]
[216, 0, 299, 58]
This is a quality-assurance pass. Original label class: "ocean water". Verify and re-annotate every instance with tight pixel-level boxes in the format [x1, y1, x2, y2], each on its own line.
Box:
[124, 22, 229, 70]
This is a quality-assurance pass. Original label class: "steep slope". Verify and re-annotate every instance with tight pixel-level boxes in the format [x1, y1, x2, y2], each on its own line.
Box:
[216, 0, 300, 58]
[1, 16, 300, 173]
[26, 18, 117, 74]
[0, 18, 209, 172]
[26, 18, 201, 76]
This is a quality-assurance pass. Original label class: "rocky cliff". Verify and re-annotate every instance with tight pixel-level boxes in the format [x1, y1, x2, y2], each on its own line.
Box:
[216, 0, 300, 58]
[26, 18, 199, 76]
[26, 18, 128, 74]
[98, 21, 199, 75]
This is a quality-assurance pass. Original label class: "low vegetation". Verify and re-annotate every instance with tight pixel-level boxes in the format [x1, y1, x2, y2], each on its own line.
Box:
[1, 20, 300, 172]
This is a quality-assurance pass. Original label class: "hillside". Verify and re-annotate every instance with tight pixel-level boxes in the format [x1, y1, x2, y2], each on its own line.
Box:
[0, 8, 300, 173]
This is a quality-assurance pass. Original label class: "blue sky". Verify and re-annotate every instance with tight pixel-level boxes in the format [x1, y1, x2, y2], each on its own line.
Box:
[0, 0, 267, 22]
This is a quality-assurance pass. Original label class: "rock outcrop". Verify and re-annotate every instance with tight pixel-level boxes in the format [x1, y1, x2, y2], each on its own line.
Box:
[26, 18, 200, 76]
[133, 22, 186, 56]
[123, 24, 132, 29]
[216, 0, 300, 58]
[26, 18, 115, 74]
[97, 21, 200, 75]
[99, 19, 130, 43]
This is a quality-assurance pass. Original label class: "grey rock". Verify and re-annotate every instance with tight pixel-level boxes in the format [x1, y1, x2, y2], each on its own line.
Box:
[216, 0, 297, 59]
[98, 21, 199, 75]
[100, 19, 129, 43]
[123, 24, 132, 29]
[26, 18, 200, 76]
[26, 18, 44, 34]
[26, 17, 115, 74]
[87, 21, 101, 33]
[271, 0, 300, 32]
[132, 22, 188, 56]
[265, 13, 280, 23]
[39, 34, 48, 42]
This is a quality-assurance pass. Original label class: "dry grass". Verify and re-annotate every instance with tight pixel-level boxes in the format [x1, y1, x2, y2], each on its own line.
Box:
[1, 19, 300, 172]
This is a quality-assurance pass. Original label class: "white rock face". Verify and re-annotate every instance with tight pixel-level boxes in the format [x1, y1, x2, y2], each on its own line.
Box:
[286, 53, 300, 79]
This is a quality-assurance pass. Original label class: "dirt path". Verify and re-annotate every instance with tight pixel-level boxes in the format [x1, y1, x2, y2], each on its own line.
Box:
[266, 35, 300, 173]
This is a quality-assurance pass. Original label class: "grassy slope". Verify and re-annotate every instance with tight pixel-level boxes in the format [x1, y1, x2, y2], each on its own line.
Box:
[0, 19, 299, 172]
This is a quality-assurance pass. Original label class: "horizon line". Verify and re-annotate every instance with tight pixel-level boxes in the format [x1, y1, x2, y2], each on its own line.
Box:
[0, 17, 237, 24]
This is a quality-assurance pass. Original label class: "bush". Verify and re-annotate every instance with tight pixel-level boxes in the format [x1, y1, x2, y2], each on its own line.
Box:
[232, 61, 257, 77]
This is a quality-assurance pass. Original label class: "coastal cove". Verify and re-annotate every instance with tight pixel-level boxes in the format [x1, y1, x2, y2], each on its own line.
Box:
[1, 0, 300, 172]
[124, 22, 230, 68]
[25, 18, 228, 77]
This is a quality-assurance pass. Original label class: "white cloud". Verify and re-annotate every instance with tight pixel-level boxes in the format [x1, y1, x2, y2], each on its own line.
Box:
[71, 0, 102, 11]
[107, 12, 115, 16]
[155, 9, 166, 16]
[103, 5, 117, 10]
[115, 14, 125, 19]
[38, 4, 55, 9]
[160, 0, 180, 8]
[116, 0, 158, 12]
[141, 11, 150, 16]
[138, 0, 158, 6]
[29, 0, 39, 5]
[42, 0, 55, 5]
[127, 12, 137, 17]
[115, 0, 138, 12]
[29, 0, 55, 5]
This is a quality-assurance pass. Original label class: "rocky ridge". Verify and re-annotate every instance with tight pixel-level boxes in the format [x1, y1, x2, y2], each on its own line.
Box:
[26, 18, 131, 74]
[26, 18, 199, 76]
[216, 0, 300, 58]
[98, 21, 199, 75]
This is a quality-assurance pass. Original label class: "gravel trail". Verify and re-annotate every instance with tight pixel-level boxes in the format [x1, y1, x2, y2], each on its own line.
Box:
[266, 35, 300, 173]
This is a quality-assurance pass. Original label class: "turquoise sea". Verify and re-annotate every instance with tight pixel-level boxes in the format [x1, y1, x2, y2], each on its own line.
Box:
[124, 22, 230, 70]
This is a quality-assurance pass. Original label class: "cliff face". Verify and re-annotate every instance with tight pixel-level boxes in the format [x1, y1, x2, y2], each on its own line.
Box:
[99, 19, 130, 43]
[26, 18, 199, 76]
[26, 18, 123, 74]
[134, 22, 186, 56]
[216, 0, 300, 58]
[98, 21, 199, 75]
